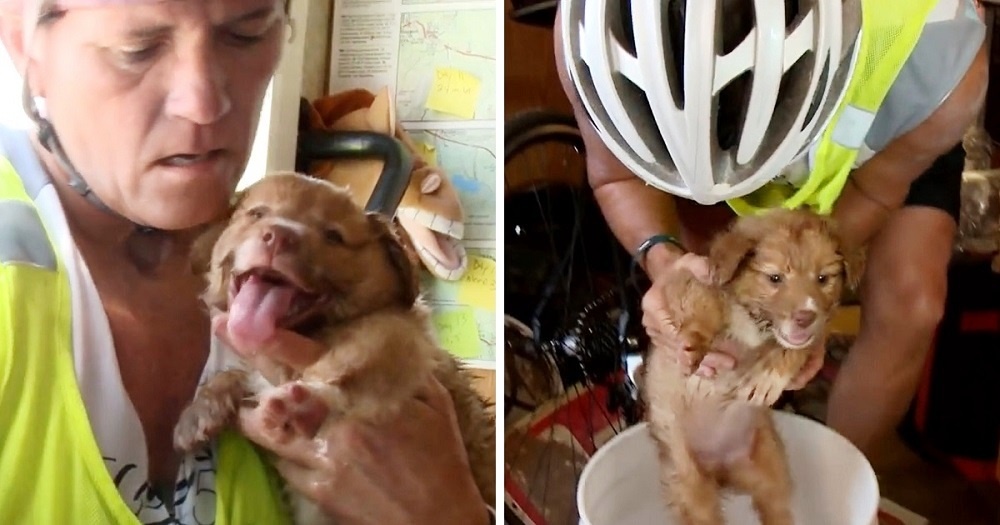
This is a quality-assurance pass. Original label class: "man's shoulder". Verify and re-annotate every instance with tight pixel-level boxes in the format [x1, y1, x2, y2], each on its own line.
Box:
[866, 0, 985, 152]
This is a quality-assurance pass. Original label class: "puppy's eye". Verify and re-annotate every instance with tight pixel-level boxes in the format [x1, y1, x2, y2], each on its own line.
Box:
[817, 274, 829, 284]
[768, 274, 783, 284]
[324, 228, 344, 244]
[246, 206, 268, 220]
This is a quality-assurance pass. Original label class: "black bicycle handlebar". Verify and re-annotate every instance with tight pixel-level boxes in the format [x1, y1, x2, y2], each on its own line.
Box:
[296, 130, 414, 217]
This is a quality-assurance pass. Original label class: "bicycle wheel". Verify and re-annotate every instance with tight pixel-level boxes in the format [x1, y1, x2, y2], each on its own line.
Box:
[508, 0, 558, 28]
[503, 110, 648, 525]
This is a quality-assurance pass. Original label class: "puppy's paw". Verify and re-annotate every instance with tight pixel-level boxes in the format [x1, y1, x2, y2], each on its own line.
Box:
[254, 382, 332, 445]
[173, 370, 248, 452]
[174, 394, 240, 452]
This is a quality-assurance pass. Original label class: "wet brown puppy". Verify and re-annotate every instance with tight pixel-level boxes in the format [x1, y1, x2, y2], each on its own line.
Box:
[642, 208, 862, 525]
[173, 171, 495, 524]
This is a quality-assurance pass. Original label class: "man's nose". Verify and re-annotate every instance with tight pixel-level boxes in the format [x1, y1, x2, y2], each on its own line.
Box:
[164, 48, 232, 125]
[261, 224, 298, 253]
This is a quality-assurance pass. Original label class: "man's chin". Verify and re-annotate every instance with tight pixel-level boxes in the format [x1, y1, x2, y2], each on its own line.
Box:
[129, 187, 235, 230]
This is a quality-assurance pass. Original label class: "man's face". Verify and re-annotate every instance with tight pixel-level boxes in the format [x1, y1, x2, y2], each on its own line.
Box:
[28, 0, 285, 230]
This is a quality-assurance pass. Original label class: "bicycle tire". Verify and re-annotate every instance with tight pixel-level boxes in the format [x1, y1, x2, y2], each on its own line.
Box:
[504, 110, 583, 163]
[508, 0, 558, 28]
[504, 110, 646, 525]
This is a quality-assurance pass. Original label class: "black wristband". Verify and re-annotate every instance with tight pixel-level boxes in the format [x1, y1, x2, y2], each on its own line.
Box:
[634, 233, 685, 268]
[628, 233, 686, 287]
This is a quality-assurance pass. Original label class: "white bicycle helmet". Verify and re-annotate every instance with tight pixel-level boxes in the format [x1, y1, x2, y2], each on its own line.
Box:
[560, 0, 863, 205]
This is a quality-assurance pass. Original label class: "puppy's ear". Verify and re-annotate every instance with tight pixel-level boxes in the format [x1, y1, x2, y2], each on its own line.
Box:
[819, 215, 866, 292]
[191, 193, 245, 310]
[191, 221, 233, 312]
[367, 212, 421, 306]
[708, 222, 758, 285]
[839, 245, 866, 292]
[190, 221, 227, 276]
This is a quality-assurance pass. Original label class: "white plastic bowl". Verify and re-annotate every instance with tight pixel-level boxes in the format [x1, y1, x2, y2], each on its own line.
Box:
[577, 411, 879, 525]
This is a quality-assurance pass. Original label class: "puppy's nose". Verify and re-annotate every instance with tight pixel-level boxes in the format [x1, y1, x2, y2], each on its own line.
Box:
[793, 310, 817, 328]
[261, 224, 298, 253]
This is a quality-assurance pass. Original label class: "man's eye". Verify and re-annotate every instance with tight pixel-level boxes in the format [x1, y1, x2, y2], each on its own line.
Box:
[225, 31, 266, 46]
[221, 21, 275, 47]
[118, 43, 162, 65]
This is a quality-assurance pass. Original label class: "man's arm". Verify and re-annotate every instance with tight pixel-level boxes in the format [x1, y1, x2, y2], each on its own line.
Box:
[833, 42, 988, 248]
[552, 11, 684, 278]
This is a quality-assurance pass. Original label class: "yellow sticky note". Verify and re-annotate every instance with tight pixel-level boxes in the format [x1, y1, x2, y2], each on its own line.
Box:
[457, 256, 495, 311]
[433, 309, 480, 359]
[424, 68, 481, 119]
[418, 142, 437, 167]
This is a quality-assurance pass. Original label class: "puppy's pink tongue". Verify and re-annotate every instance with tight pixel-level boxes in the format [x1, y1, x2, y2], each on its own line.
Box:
[228, 274, 297, 345]
[785, 328, 813, 346]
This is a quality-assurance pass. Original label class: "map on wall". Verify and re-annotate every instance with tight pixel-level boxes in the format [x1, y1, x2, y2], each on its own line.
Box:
[395, 9, 497, 122]
[328, 0, 497, 367]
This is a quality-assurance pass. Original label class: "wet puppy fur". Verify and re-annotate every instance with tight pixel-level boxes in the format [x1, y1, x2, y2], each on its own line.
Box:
[641, 208, 863, 525]
[173, 171, 495, 524]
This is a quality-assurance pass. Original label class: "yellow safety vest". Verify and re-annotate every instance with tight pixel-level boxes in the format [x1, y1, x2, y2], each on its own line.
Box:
[0, 156, 292, 524]
[727, 0, 939, 216]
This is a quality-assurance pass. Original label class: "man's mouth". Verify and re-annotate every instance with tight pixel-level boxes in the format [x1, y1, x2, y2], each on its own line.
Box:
[226, 267, 326, 344]
[158, 150, 224, 167]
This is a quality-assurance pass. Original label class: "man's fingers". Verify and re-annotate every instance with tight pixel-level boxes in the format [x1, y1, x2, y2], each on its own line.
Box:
[699, 351, 737, 372]
[645, 313, 690, 351]
[674, 253, 712, 283]
[787, 345, 826, 390]
[713, 339, 743, 357]
[412, 374, 453, 415]
[274, 458, 340, 510]
[274, 457, 390, 525]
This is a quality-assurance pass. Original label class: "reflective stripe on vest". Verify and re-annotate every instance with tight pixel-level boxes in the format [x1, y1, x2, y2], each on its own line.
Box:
[0, 157, 292, 524]
[727, 0, 939, 216]
[0, 200, 57, 270]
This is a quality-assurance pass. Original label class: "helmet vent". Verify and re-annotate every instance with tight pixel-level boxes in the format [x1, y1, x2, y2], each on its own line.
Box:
[801, 52, 829, 130]
[665, 0, 687, 109]
[617, 0, 637, 56]
[719, 0, 754, 56]
[717, 70, 753, 151]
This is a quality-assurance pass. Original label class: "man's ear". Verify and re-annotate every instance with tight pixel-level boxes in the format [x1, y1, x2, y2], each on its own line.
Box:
[0, 7, 28, 74]
[1, 6, 61, 102]
[707, 222, 757, 285]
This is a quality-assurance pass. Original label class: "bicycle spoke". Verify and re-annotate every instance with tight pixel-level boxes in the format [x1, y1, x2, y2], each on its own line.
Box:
[505, 110, 645, 525]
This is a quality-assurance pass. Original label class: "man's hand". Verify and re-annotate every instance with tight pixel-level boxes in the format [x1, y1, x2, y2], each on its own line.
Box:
[640, 253, 738, 377]
[786, 337, 827, 391]
[214, 315, 490, 525]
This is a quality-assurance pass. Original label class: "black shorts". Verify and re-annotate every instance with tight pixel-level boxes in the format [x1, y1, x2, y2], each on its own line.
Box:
[901, 141, 964, 223]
